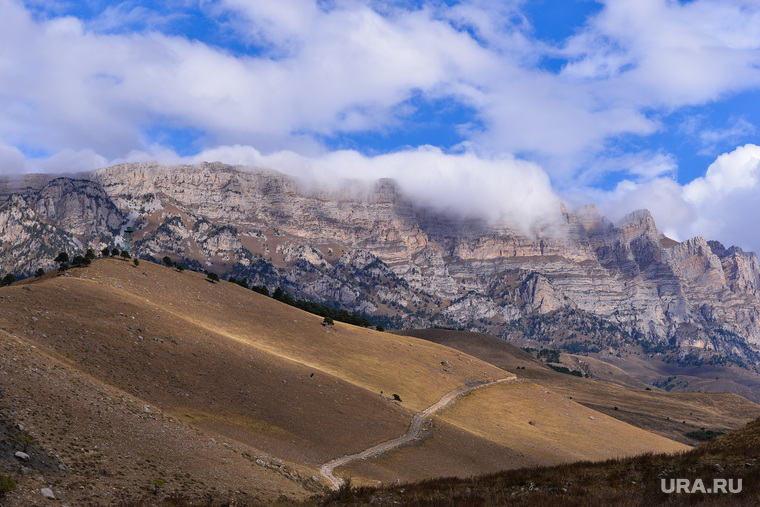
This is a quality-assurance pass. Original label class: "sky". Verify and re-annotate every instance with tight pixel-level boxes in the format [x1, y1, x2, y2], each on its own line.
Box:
[2, 0, 760, 251]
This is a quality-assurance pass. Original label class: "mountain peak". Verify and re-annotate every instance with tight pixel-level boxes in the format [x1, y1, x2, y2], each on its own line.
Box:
[1, 162, 760, 368]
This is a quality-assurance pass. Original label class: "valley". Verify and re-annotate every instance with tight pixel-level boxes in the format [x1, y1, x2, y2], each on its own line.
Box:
[2, 163, 760, 505]
[2, 259, 752, 505]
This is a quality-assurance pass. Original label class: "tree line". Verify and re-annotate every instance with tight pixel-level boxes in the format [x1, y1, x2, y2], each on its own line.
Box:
[229, 277, 378, 329]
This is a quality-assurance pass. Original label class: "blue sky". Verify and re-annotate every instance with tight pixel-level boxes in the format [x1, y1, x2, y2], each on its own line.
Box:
[2, 0, 760, 251]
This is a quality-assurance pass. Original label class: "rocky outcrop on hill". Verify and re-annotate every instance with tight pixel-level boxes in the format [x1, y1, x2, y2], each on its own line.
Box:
[2, 161, 760, 366]
[31, 178, 124, 240]
[0, 194, 79, 274]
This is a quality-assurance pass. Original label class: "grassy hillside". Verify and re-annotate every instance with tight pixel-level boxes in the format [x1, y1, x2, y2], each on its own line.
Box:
[397, 329, 760, 446]
[0, 328, 311, 505]
[309, 413, 760, 506]
[0, 260, 704, 505]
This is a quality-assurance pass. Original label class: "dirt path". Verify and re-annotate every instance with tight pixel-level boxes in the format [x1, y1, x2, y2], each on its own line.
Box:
[318, 377, 515, 489]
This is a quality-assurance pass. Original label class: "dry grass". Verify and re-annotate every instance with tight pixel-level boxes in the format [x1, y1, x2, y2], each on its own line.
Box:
[397, 329, 760, 446]
[302, 416, 760, 506]
[437, 381, 688, 462]
[0, 261, 743, 505]
[0, 327, 311, 506]
[0, 260, 509, 504]
[334, 379, 689, 487]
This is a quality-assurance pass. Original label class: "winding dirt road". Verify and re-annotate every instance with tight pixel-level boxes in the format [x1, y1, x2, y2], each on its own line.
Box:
[319, 376, 515, 489]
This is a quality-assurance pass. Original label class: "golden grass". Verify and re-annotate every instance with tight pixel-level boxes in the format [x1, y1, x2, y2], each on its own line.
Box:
[398, 329, 760, 445]
[67, 259, 509, 411]
[0, 259, 522, 495]
[0, 329, 312, 506]
[438, 381, 689, 464]
[0, 259, 733, 502]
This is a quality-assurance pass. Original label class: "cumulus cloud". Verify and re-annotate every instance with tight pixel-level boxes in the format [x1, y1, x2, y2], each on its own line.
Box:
[585, 145, 760, 253]
[2, 1, 760, 249]
[680, 144, 760, 247]
[2, 0, 758, 178]
[0, 0, 498, 159]
[582, 177, 694, 241]
[561, 0, 760, 105]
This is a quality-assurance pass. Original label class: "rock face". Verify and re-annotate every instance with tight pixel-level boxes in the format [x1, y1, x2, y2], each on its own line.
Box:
[31, 178, 123, 239]
[0, 194, 80, 274]
[4, 161, 760, 365]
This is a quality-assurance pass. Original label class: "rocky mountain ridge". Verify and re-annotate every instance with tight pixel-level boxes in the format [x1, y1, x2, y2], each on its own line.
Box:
[2, 161, 760, 366]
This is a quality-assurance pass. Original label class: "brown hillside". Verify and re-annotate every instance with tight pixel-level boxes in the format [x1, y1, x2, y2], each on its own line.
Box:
[396, 329, 760, 446]
[306, 415, 760, 507]
[0, 329, 313, 506]
[0, 259, 512, 503]
[0, 261, 699, 504]
[335, 379, 689, 486]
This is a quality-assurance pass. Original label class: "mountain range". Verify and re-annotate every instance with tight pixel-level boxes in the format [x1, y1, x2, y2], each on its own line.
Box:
[2, 161, 760, 373]
[2, 258, 757, 505]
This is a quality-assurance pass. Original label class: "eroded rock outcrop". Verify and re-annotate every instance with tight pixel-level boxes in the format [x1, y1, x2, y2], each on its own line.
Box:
[2, 161, 760, 364]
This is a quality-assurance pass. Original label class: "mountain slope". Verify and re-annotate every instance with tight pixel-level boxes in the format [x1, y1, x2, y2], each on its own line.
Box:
[0, 259, 696, 504]
[2, 162, 760, 399]
[397, 329, 760, 445]
[308, 415, 760, 507]
[1, 161, 758, 371]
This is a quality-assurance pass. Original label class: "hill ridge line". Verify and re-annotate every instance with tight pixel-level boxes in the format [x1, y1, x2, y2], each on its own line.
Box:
[319, 376, 515, 489]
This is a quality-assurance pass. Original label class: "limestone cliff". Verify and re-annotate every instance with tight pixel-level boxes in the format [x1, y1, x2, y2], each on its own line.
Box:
[3, 161, 760, 366]
[0, 194, 79, 274]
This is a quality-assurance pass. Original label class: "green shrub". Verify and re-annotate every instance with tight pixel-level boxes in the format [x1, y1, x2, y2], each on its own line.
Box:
[685, 429, 725, 441]
[152, 477, 165, 494]
[0, 474, 16, 497]
[547, 364, 583, 377]
[252, 285, 269, 296]
[538, 348, 561, 363]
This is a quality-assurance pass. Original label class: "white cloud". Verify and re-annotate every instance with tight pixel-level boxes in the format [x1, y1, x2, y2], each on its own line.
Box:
[3, 0, 760, 252]
[561, 0, 760, 106]
[684, 144, 760, 202]
[681, 145, 760, 251]
[181, 143, 563, 231]
[2, 0, 760, 179]
[0, 142, 28, 174]
[582, 145, 760, 253]
[0, 0, 498, 158]
[583, 177, 694, 241]
[33, 148, 110, 174]
[573, 151, 678, 186]
[697, 118, 756, 156]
